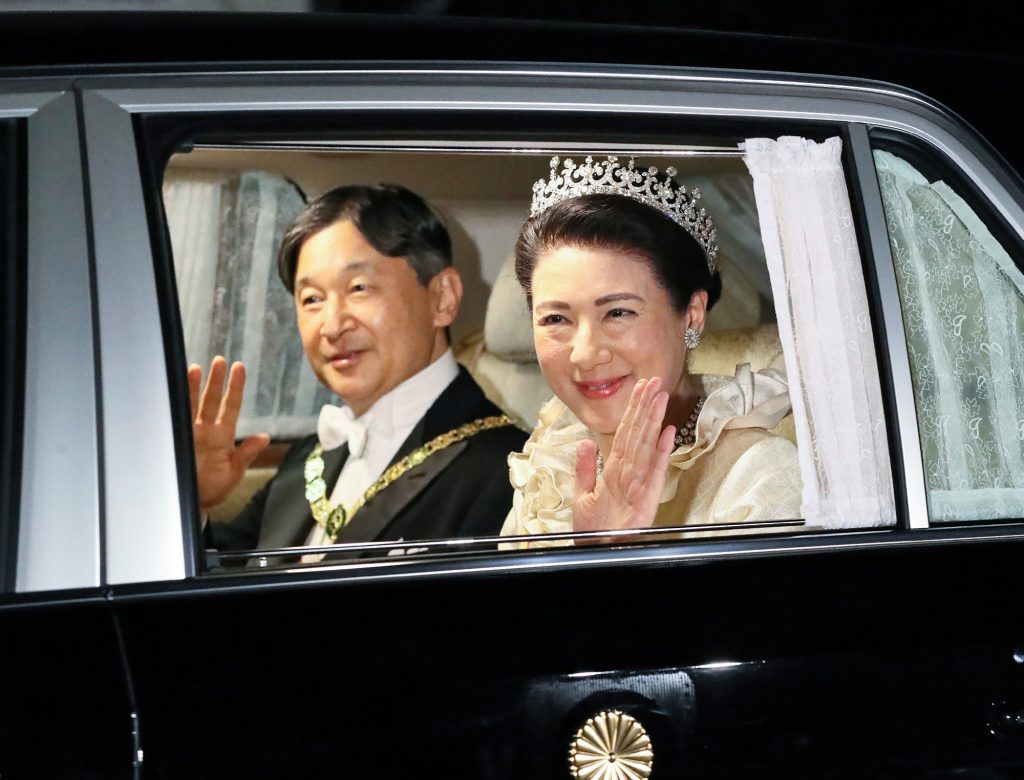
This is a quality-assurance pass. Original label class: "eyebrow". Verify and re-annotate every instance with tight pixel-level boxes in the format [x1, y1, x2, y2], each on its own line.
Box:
[534, 292, 644, 312]
[295, 260, 371, 289]
[595, 293, 644, 306]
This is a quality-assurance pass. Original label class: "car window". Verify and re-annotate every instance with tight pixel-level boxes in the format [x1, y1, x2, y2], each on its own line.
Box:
[147, 125, 902, 571]
[873, 137, 1024, 524]
[0, 118, 24, 592]
[164, 166, 331, 441]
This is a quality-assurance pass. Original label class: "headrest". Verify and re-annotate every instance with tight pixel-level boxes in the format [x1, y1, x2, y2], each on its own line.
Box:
[483, 255, 536, 363]
[690, 323, 785, 376]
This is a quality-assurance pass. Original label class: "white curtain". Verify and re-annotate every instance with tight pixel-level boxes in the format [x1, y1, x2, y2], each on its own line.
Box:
[874, 150, 1024, 521]
[743, 137, 896, 528]
[164, 169, 332, 438]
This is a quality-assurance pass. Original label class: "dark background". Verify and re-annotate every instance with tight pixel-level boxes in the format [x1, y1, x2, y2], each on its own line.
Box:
[313, 0, 1019, 55]
[3, 3, 1019, 174]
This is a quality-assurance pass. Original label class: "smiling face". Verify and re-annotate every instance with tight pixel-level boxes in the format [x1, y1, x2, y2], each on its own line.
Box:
[531, 245, 692, 436]
[294, 219, 459, 416]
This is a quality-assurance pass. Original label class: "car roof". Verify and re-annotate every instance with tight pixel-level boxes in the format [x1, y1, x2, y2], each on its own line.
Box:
[2, 11, 1022, 173]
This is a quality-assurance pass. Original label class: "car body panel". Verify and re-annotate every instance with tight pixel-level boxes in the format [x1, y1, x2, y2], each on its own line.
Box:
[109, 536, 1024, 777]
[0, 596, 134, 779]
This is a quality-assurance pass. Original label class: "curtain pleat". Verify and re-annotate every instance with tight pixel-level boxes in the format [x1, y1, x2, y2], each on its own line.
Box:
[744, 137, 896, 528]
[163, 168, 332, 439]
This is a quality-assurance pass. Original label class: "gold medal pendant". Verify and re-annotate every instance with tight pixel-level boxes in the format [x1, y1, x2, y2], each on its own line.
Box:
[324, 505, 347, 538]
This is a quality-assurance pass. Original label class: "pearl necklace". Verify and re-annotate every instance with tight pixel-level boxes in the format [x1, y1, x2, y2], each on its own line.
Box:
[595, 395, 705, 476]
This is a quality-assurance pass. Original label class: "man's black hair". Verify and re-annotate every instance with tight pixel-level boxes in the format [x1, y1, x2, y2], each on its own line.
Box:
[278, 183, 452, 291]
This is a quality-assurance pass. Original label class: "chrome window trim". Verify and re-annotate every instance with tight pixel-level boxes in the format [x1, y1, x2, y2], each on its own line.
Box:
[5, 524, 1022, 609]
[252, 524, 1024, 588]
[0, 91, 69, 118]
[215, 519, 809, 565]
[105, 524, 1024, 603]
[199, 141, 749, 155]
[79, 91, 186, 586]
[85, 65, 1024, 254]
[77, 62, 952, 113]
[72, 64, 1024, 584]
[18, 91, 102, 592]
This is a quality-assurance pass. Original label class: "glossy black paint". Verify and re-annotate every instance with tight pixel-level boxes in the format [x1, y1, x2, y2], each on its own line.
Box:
[108, 534, 1024, 777]
[0, 598, 134, 778]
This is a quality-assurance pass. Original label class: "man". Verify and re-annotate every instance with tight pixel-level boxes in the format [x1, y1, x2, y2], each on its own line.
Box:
[190, 183, 526, 559]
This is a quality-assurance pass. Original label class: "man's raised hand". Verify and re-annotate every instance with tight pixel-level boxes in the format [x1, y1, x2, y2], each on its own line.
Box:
[188, 356, 270, 510]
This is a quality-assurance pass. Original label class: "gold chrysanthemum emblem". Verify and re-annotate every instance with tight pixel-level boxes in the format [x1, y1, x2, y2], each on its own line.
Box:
[568, 709, 654, 780]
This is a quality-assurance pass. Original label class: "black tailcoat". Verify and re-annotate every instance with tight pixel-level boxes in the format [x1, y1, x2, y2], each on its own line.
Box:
[209, 368, 528, 559]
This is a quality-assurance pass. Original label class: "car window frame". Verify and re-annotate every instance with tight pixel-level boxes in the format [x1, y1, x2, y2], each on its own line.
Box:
[65, 63, 1024, 591]
[148, 113, 867, 570]
[0, 84, 107, 596]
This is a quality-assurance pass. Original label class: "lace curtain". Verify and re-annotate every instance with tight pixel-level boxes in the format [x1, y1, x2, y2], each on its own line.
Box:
[874, 150, 1024, 521]
[164, 169, 332, 438]
[744, 137, 896, 528]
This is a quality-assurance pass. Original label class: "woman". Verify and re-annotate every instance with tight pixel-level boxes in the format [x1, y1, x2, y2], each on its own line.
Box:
[501, 156, 802, 546]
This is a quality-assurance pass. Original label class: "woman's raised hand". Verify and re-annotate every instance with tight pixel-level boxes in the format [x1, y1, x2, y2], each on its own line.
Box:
[188, 356, 270, 510]
[573, 377, 677, 536]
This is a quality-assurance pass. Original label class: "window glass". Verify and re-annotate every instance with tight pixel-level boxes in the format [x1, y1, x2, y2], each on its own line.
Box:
[153, 131, 891, 570]
[873, 143, 1024, 523]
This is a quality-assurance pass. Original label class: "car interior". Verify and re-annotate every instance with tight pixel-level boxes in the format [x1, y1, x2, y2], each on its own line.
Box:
[164, 145, 798, 536]
[155, 105, 1024, 567]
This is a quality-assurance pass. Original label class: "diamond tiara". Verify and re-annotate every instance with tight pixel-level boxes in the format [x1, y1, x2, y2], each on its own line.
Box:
[529, 155, 718, 273]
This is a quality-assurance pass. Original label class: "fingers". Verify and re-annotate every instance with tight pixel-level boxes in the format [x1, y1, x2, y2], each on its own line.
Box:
[194, 356, 249, 431]
[197, 356, 227, 425]
[187, 364, 202, 421]
[621, 424, 677, 529]
[610, 377, 667, 468]
[634, 383, 670, 466]
[575, 439, 599, 504]
[219, 362, 247, 426]
[235, 433, 271, 468]
[657, 422, 677, 455]
[608, 378, 649, 465]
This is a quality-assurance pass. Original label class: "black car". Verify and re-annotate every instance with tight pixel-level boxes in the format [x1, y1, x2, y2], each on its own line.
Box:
[3, 12, 1024, 778]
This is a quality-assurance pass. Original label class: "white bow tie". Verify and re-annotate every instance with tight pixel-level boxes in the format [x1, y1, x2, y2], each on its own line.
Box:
[317, 404, 373, 458]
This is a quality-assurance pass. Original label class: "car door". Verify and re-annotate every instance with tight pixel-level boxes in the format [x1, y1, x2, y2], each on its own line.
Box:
[0, 85, 137, 778]
[73, 66, 1024, 778]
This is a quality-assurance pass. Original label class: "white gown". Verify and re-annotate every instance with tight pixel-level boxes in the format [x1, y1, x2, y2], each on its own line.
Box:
[500, 364, 803, 548]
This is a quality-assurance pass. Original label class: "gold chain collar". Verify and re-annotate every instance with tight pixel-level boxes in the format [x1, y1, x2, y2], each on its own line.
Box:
[304, 414, 513, 540]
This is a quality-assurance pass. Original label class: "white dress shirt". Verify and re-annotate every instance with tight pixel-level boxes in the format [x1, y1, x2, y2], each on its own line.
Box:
[302, 349, 459, 559]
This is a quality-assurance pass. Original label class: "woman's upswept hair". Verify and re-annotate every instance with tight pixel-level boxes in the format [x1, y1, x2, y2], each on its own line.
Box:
[515, 194, 722, 311]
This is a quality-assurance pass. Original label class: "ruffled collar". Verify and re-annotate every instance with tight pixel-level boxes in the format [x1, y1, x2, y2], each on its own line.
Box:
[508, 364, 793, 507]
[668, 363, 792, 470]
